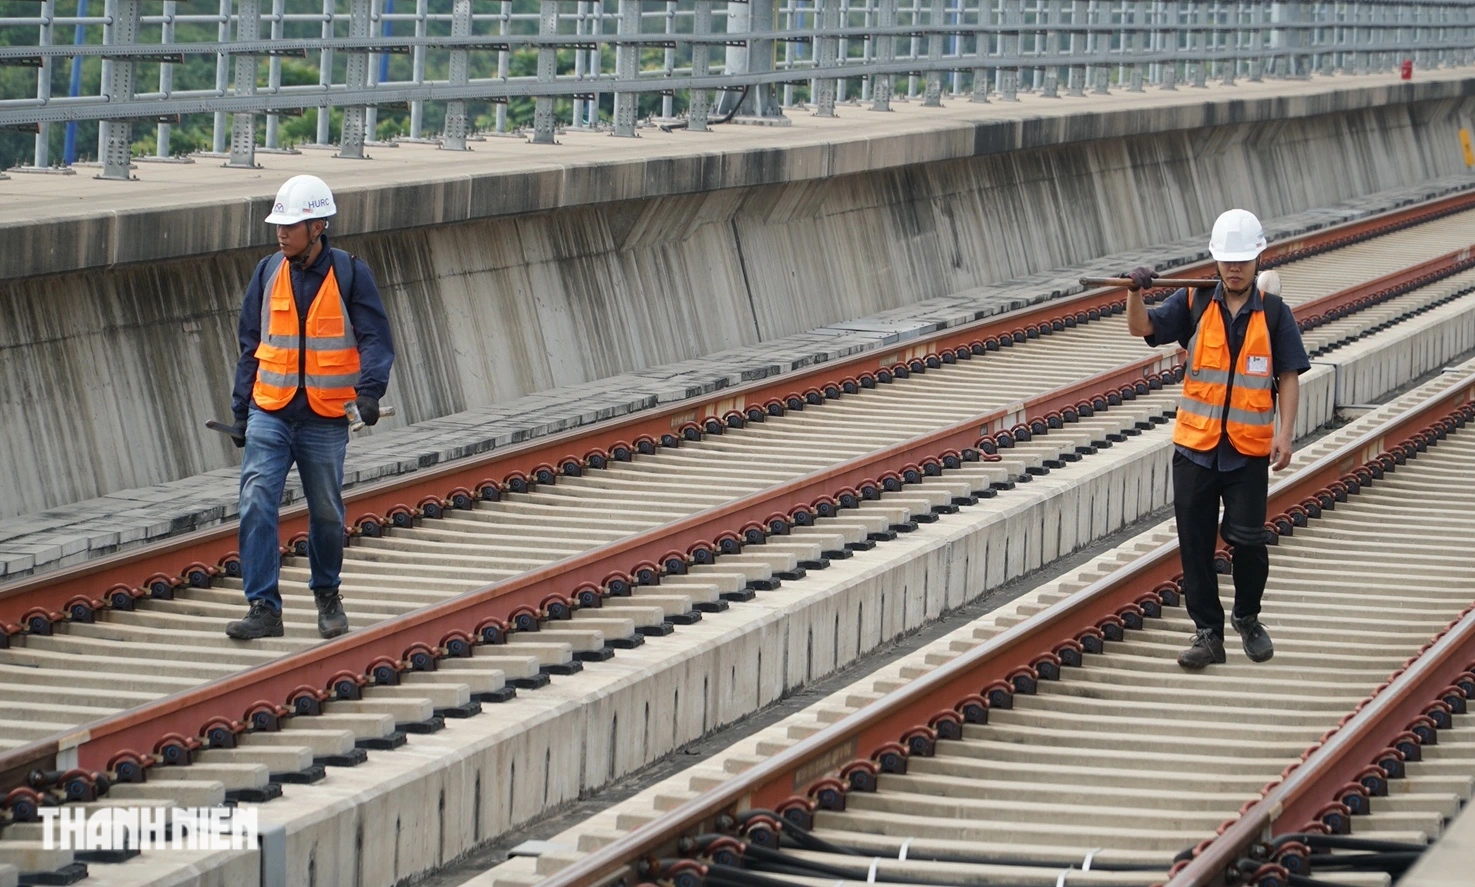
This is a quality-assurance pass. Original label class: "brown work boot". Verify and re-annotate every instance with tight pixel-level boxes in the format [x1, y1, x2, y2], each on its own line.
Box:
[1177, 628, 1226, 669]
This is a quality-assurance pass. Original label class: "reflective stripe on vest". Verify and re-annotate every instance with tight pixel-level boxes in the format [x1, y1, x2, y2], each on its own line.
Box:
[252, 255, 361, 418]
[1173, 295, 1276, 457]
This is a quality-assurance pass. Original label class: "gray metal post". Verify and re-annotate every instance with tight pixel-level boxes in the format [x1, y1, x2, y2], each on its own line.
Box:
[663, 0, 676, 116]
[33, 0, 54, 167]
[741, 0, 784, 117]
[265, 0, 284, 148]
[365, 0, 382, 140]
[614, 0, 642, 136]
[338, 0, 371, 158]
[586, 0, 603, 127]
[227, 0, 260, 168]
[1041, 0, 1060, 97]
[1250, 0, 1265, 80]
[1221, 0, 1236, 86]
[689, 0, 714, 129]
[815, 0, 840, 115]
[871, 0, 896, 109]
[496, 0, 511, 133]
[442, 0, 471, 148]
[838, 0, 851, 102]
[156, 0, 177, 157]
[1128, 0, 1144, 91]
[1190, 0, 1207, 86]
[409, 0, 427, 137]
[531, 0, 559, 143]
[97, 0, 113, 163]
[1001, 0, 1020, 100]
[573, 1, 588, 127]
[98, 0, 140, 179]
[212, 0, 232, 154]
[1067, 0, 1083, 95]
[317, 0, 333, 146]
[969, 0, 990, 103]
[924, 0, 945, 105]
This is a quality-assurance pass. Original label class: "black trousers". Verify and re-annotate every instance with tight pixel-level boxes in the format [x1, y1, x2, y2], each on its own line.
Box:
[1172, 451, 1271, 636]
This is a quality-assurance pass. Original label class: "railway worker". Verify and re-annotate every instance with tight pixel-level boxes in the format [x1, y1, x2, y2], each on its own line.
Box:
[224, 175, 395, 641]
[1122, 209, 1310, 669]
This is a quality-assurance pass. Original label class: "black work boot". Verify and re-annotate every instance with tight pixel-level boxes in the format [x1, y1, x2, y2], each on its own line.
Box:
[1177, 628, 1227, 669]
[314, 589, 350, 639]
[1231, 614, 1275, 663]
[225, 601, 284, 639]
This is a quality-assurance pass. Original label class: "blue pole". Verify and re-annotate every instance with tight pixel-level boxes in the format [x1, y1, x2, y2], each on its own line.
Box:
[64, 0, 87, 164]
[379, 0, 393, 82]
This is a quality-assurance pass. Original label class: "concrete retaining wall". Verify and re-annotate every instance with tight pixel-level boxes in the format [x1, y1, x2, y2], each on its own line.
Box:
[2, 95, 1474, 518]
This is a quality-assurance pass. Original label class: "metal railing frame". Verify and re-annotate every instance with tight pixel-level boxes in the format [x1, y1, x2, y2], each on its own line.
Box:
[2, 0, 1472, 180]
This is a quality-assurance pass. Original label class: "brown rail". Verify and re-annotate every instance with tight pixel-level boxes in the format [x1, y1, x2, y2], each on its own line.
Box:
[528, 373, 1475, 887]
[1, 188, 1472, 791]
[4, 187, 1471, 636]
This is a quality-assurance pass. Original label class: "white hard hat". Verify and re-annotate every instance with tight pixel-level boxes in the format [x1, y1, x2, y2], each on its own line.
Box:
[264, 175, 337, 225]
[1209, 209, 1267, 262]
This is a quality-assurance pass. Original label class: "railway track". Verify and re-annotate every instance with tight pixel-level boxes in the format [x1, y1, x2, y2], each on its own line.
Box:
[507, 365, 1475, 887]
[1, 191, 1474, 885]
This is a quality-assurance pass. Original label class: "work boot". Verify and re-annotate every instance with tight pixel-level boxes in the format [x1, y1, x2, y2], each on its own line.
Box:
[314, 589, 350, 639]
[225, 601, 284, 640]
[1177, 628, 1227, 669]
[1232, 614, 1275, 663]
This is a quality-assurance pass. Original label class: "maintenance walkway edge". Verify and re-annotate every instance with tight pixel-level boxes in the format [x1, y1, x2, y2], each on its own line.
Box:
[1, 174, 1471, 581]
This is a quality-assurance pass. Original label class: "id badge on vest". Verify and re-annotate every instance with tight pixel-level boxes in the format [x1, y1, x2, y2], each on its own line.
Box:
[1245, 355, 1270, 376]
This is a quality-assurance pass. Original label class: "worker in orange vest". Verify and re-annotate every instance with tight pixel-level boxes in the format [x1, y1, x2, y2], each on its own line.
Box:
[225, 175, 395, 641]
[1123, 209, 1309, 669]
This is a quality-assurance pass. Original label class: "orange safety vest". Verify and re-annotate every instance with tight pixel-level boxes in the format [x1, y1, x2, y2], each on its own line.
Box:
[252, 254, 361, 418]
[1173, 291, 1276, 457]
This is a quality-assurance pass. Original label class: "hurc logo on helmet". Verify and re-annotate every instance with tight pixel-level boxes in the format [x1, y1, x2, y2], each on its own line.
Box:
[264, 176, 337, 225]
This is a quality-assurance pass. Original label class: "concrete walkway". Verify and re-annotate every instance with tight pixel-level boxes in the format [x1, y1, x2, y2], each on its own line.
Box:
[1400, 790, 1475, 886]
[1, 173, 1470, 582]
[3, 70, 1473, 280]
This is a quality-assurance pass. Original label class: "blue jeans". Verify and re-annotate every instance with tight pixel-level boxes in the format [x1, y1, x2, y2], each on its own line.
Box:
[239, 406, 349, 610]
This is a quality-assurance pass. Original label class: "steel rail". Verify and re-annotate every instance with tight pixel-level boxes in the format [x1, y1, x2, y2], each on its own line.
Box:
[5, 188, 1469, 635]
[0, 188, 1470, 789]
[1168, 558, 1475, 885]
[528, 358, 1475, 887]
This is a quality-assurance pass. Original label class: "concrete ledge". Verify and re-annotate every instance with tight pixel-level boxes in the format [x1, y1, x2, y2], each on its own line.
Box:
[1, 174, 1468, 579]
[1400, 752, 1475, 887]
[2, 72, 1473, 281]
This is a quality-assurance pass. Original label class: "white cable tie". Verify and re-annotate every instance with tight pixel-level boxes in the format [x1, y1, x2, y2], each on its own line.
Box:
[1082, 848, 1102, 872]
[898, 838, 913, 861]
[1056, 867, 1075, 887]
[867, 858, 880, 884]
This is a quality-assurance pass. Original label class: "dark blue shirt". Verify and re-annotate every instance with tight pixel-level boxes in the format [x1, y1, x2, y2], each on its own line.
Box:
[1146, 284, 1311, 471]
[232, 235, 395, 423]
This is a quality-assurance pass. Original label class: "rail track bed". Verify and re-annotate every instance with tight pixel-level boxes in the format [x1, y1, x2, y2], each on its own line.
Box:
[490, 367, 1475, 887]
[2, 192, 1475, 887]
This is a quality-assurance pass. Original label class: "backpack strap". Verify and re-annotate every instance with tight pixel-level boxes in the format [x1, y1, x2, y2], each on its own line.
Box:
[263, 251, 287, 285]
[329, 247, 356, 297]
[1189, 286, 1281, 344]
[1188, 285, 1215, 332]
[1262, 292, 1283, 342]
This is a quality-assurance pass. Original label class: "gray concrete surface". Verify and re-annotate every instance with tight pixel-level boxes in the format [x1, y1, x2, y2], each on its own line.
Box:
[1401, 786, 1475, 886]
[2, 172, 1473, 579]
